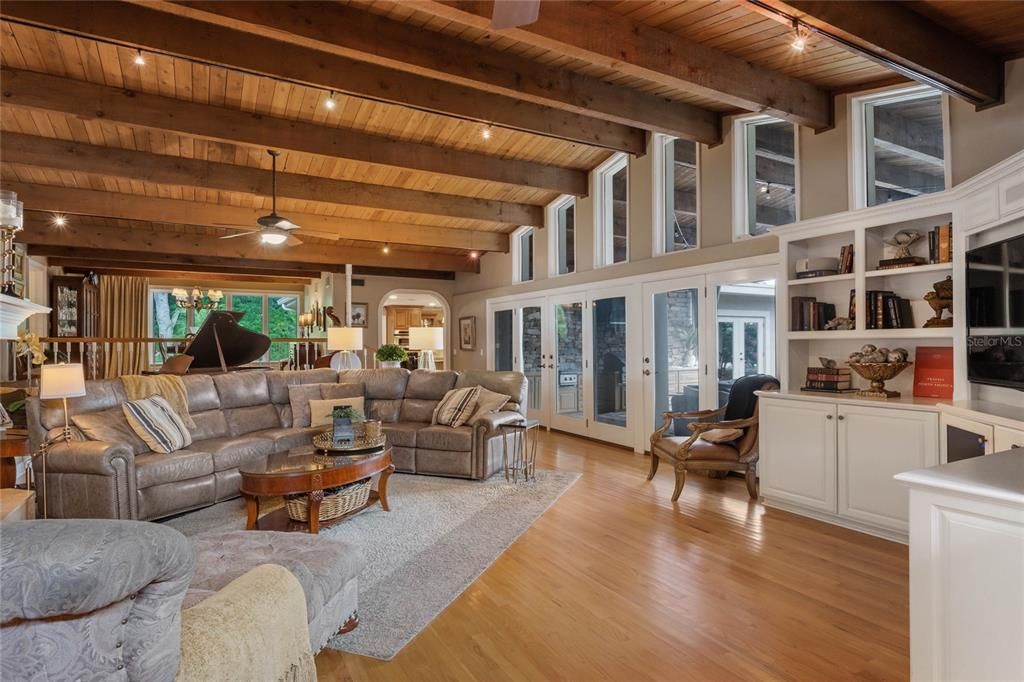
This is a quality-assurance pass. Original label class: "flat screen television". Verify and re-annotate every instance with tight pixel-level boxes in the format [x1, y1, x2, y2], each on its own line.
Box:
[966, 232, 1024, 390]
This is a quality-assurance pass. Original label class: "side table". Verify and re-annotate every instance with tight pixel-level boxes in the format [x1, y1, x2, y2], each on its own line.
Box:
[0, 431, 31, 489]
[499, 418, 541, 483]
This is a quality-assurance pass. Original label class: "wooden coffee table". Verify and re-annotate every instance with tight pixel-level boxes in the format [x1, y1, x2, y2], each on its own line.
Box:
[239, 446, 394, 534]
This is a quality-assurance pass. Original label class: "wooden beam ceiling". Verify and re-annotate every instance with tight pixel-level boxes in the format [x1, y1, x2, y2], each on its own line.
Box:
[35, 248, 324, 278]
[50, 261, 315, 285]
[0, 0, 646, 154]
[17, 221, 480, 273]
[413, 0, 832, 130]
[4, 182, 509, 253]
[163, 0, 721, 144]
[0, 67, 587, 195]
[1, 133, 542, 227]
[749, 1, 1004, 107]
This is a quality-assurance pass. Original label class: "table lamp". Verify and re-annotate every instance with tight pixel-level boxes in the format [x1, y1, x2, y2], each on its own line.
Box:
[38, 363, 86, 518]
[409, 327, 444, 370]
[328, 327, 363, 370]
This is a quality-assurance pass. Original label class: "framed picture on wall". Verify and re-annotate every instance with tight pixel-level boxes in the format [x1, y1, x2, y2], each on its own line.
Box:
[459, 316, 476, 350]
[351, 302, 368, 328]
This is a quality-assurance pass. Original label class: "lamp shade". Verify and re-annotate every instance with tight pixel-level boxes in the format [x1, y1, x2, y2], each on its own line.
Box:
[409, 327, 444, 351]
[39, 363, 86, 399]
[327, 327, 363, 351]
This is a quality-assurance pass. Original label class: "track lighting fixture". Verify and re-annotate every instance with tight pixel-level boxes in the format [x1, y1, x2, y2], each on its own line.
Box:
[791, 20, 809, 52]
[133, 50, 146, 66]
[325, 91, 337, 110]
[51, 214, 67, 227]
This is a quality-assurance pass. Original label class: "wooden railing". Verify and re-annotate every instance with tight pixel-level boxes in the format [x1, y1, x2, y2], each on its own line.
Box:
[0, 336, 383, 383]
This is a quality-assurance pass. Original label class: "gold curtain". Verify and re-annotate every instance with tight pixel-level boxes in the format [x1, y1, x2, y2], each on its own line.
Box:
[100, 275, 149, 378]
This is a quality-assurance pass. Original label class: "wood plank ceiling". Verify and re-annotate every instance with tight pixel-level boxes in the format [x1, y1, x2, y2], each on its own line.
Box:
[0, 0, 1019, 277]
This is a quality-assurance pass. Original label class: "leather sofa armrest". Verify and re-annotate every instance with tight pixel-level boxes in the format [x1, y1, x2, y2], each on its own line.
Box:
[177, 564, 316, 682]
[471, 410, 526, 436]
[40, 440, 137, 476]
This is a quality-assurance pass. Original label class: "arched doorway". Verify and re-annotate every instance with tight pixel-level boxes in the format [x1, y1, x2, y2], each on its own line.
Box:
[377, 289, 451, 369]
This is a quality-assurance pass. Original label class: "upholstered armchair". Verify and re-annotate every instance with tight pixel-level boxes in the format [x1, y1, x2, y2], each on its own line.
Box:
[648, 374, 779, 502]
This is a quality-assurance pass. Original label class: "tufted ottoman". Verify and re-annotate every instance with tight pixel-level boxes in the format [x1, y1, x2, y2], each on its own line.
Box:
[184, 530, 364, 653]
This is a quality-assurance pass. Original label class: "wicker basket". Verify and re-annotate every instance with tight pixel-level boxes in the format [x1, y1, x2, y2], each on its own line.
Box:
[285, 479, 371, 522]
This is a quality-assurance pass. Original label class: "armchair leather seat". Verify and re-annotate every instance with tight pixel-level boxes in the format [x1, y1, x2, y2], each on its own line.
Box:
[136, 450, 215, 489]
[656, 437, 740, 462]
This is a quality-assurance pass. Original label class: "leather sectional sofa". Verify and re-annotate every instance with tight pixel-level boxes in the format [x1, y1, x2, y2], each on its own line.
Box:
[27, 368, 528, 521]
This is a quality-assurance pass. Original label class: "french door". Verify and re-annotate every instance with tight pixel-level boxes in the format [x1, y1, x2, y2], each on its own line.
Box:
[548, 292, 587, 435]
[587, 285, 640, 447]
[489, 300, 548, 421]
[641, 276, 707, 446]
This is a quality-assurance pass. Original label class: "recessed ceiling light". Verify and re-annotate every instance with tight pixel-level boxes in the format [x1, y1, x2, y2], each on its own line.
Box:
[51, 214, 67, 227]
[133, 50, 146, 66]
[382, 243, 390, 254]
[324, 91, 337, 110]
[389, 294, 398, 300]
[481, 126, 492, 140]
[469, 251, 479, 259]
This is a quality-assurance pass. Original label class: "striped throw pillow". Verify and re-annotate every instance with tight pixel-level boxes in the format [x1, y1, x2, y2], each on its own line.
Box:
[122, 396, 193, 454]
[432, 386, 482, 428]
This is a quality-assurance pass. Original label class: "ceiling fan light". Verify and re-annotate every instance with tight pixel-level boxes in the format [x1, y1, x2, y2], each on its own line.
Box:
[260, 231, 288, 245]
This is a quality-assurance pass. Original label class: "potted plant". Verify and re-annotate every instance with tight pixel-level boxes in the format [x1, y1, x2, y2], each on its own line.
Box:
[375, 344, 408, 369]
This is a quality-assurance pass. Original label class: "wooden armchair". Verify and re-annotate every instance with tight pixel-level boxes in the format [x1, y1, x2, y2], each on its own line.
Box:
[648, 374, 779, 502]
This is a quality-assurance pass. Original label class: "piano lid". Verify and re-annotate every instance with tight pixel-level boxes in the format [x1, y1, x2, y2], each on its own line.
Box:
[184, 310, 271, 370]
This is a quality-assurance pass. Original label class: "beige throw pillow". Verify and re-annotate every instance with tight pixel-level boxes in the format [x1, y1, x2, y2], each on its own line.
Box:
[309, 397, 365, 428]
[469, 387, 510, 424]
[289, 382, 363, 427]
[122, 396, 193, 454]
[432, 386, 481, 428]
[699, 428, 744, 444]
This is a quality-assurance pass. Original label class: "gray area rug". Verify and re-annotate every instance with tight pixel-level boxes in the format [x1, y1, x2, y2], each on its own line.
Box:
[164, 469, 579, 660]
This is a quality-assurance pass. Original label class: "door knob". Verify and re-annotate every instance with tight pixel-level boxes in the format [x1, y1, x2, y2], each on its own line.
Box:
[643, 357, 650, 364]
[643, 369, 651, 376]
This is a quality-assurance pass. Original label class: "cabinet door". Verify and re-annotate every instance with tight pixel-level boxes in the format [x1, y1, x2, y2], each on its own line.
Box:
[410, 310, 422, 327]
[838, 405, 938, 533]
[994, 426, 1024, 452]
[760, 400, 837, 513]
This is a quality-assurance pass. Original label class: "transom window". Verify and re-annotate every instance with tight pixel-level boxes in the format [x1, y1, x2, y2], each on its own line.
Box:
[149, 289, 299, 363]
[733, 116, 797, 239]
[595, 154, 629, 266]
[853, 85, 946, 207]
[658, 136, 698, 254]
[512, 226, 535, 283]
[547, 195, 576, 276]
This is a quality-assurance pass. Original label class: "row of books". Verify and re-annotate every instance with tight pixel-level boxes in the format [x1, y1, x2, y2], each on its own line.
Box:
[866, 290, 915, 329]
[790, 296, 837, 331]
[928, 223, 953, 264]
[801, 367, 854, 393]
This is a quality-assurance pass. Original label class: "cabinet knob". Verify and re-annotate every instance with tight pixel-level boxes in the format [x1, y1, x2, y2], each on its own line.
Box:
[837, 415, 845, 420]
[826, 414, 833, 420]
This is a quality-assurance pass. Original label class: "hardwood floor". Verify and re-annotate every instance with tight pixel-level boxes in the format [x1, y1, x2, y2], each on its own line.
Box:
[316, 430, 909, 681]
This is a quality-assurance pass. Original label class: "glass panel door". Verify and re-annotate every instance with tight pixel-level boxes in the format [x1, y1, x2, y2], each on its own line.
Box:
[519, 302, 545, 421]
[714, 279, 776, 406]
[588, 285, 639, 447]
[643, 277, 705, 445]
[493, 308, 514, 372]
[550, 294, 587, 434]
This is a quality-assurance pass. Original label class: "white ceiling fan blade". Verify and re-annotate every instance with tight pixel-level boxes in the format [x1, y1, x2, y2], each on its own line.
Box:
[285, 235, 303, 247]
[491, 0, 540, 29]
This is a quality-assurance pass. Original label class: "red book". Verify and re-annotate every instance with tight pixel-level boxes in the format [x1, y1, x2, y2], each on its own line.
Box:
[913, 346, 954, 399]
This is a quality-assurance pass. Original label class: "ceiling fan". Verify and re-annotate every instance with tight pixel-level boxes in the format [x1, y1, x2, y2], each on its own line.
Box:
[219, 149, 304, 246]
[490, 0, 541, 29]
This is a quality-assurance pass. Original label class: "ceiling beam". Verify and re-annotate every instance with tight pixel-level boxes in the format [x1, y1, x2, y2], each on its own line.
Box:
[3, 181, 509, 253]
[38, 251, 322, 278]
[0, 67, 586, 195]
[0, 1, 645, 155]
[50, 262, 314, 285]
[16, 221, 479, 273]
[412, 0, 831, 130]
[2, 133, 542, 227]
[748, 1, 1003, 107]
[162, 0, 720, 144]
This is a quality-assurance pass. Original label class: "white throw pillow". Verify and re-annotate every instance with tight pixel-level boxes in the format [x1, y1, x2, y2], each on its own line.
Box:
[308, 397, 365, 428]
[122, 396, 193, 454]
[432, 386, 481, 428]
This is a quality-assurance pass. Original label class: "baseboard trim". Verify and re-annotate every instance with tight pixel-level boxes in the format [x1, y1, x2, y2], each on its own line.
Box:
[763, 498, 908, 544]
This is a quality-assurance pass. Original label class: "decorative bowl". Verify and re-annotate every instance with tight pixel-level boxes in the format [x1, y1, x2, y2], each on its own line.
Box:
[847, 361, 913, 398]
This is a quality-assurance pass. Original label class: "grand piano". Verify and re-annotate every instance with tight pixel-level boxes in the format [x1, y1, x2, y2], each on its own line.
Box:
[181, 310, 272, 372]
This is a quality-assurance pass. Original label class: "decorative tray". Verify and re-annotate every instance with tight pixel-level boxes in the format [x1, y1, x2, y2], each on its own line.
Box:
[313, 429, 386, 454]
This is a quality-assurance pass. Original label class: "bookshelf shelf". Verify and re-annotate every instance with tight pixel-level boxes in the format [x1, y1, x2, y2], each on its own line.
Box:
[787, 328, 955, 341]
[864, 263, 953, 278]
[787, 273, 855, 286]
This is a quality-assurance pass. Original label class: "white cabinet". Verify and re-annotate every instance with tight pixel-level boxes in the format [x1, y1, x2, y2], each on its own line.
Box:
[760, 399, 837, 513]
[838, 405, 938, 533]
[759, 394, 941, 541]
[994, 425, 1024, 452]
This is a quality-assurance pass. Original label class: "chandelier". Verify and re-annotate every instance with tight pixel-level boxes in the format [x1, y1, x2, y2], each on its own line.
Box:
[173, 287, 223, 310]
[0, 189, 25, 297]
